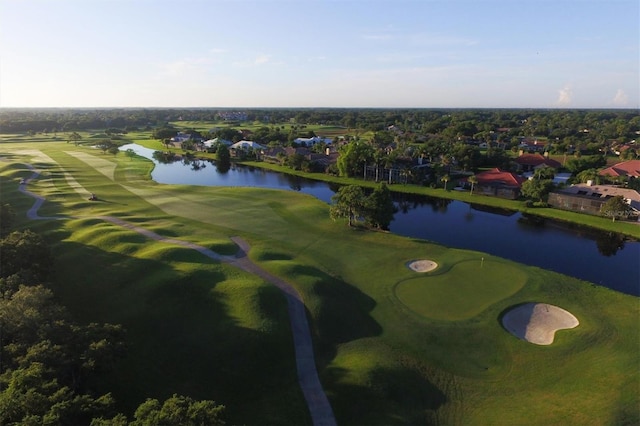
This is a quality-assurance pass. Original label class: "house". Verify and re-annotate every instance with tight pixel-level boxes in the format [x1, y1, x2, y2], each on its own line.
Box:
[548, 183, 640, 220]
[203, 138, 232, 149]
[462, 168, 526, 199]
[230, 140, 265, 151]
[293, 136, 333, 146]
[262, 146, 339, 170]
[513, 153, 561, 173]
[518, 138, 548, 153]
[598, 159, 640, 178]
[170, 132, 192, 144]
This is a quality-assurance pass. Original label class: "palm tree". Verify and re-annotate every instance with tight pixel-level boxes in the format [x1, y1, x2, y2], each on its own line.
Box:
[468, 174, 478, 195]
[440, 174, 450, 191]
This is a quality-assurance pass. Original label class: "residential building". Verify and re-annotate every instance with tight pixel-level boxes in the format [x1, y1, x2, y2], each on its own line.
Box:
[513, 153, 561, 173]
[598, 159, 640, 178]
[548, 183, 640, 220]
[462, 168, 526, 199]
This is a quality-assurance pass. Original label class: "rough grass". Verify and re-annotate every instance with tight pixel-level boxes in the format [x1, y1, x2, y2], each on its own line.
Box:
[1, 141, 638, 425]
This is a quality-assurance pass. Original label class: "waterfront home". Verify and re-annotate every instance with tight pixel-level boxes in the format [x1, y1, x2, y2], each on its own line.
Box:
[462, 168, 526, 199]
[548, 183, 640, 220]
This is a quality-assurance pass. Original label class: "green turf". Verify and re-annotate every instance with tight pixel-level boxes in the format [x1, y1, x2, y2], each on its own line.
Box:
[395, 259, 528, 320]
[1, 141, 638, 425]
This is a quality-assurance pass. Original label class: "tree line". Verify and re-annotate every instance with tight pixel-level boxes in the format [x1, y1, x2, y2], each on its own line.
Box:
[0, 204, 226, 425]
[2, 108, 637, 143]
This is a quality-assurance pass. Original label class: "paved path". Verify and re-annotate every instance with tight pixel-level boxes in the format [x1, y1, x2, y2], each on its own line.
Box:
[17, 164, 337, 426]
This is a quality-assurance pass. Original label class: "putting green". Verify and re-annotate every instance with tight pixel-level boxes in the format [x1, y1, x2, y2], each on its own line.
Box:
[395, 259, 527, 321]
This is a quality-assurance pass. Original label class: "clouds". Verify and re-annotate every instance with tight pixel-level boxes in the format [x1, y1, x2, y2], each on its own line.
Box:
[254, 54, 271, 65]
[556, 86, 573, 107]
[611, 89, 630, 107]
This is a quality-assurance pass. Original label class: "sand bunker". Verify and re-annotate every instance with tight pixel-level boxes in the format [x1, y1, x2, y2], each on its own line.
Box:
[407, 259, 438, 273]
[502, 303, 579, 345]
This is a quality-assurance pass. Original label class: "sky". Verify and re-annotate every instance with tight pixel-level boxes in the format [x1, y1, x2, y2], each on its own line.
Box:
[0, 0, 638, 109]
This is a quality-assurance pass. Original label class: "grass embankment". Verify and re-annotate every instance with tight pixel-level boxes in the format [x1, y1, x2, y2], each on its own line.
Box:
[1, 141, 639, 425]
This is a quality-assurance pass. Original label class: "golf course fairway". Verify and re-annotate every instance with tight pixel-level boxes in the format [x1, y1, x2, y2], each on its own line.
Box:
[1, 141, 638, 426]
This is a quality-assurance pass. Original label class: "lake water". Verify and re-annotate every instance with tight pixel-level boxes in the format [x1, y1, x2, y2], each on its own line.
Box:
[121, 144, 640, 296]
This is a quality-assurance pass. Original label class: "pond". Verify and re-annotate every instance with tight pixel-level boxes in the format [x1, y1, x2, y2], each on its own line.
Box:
[121, 144, 640, 296]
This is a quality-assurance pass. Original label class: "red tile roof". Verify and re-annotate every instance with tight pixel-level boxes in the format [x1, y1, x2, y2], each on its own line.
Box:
[474, 168, 526, 187]
[514, 153, 561, 168]
[599, 160, 640, 178]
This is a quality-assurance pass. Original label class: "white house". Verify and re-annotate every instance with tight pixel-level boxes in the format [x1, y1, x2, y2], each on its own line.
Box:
[170, 132, 192, 143]
[203, 138, 232, 148]
[230, 140, 265, 150]
[294, 136, 333, 146]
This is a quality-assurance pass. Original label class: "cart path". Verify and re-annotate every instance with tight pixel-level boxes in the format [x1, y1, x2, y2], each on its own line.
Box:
[17, 164, 336, 426]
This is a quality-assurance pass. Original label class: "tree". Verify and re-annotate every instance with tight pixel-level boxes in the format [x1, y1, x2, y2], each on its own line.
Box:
[600, 196, 632, 222]
[125, 149, 136, 161]
[152, 127, 177, 141]
[0, 285, 125, 426]
[68, 132, 82, 145]
[532, 166, 555, 180]
[330, 185, 368, 227]
[336, 141, 374, 177]
[468, 175, 478, 195]
[216, 144, 231, 173]
[130, 394, 225, 426]
[575, 168, 599, 184]
[520, 178, 554, 203]
[0, 230, 53, 283]
[96, 139, 115, 154]
[0, 203, 15, 237]
[365, 183, 396, 230]
[440, 174, 450, 190]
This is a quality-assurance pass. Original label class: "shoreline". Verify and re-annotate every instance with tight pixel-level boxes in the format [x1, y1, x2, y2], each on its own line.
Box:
[126, 140, 640, 240]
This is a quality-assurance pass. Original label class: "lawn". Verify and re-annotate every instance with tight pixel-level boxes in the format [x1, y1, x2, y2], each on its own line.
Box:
[1, 141, 638, 425]
[394, 259, 528, 320]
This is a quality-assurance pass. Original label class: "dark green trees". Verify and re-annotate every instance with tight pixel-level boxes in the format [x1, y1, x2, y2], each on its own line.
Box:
[600, 196, 632, 222]
[365, 183, 396, 230]
[330, 184, 396, 229]
[215, 144, 231, 173]
[330, 185, 367, 227]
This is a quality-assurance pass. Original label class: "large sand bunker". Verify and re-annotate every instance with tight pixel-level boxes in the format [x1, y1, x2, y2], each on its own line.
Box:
[502, 303, 579, 345]
[407, 259, 438, 273]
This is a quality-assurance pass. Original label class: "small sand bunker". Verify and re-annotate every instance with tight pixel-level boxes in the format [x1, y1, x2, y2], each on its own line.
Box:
[407, 259, 438, 273]
[502, 303, 579, 345]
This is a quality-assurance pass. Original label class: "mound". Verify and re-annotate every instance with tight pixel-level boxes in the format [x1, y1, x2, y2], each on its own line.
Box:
[407, 259, 438, 273]
[502, 303, 579, 345]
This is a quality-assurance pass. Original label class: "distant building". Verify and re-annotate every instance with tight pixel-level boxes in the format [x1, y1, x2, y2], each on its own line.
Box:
[518, 138, 548, 153]
[217, 111, 248, 121]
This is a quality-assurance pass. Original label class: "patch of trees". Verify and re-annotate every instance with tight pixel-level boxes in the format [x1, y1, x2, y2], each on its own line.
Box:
[151, 126, 178, 141]
[330, 184, 396, 229]
[0, 206, 226, 425]
[215, 144, 231, 173]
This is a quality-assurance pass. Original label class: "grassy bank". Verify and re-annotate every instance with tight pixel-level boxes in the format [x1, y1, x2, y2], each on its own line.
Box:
[1, 141, 639, 425]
